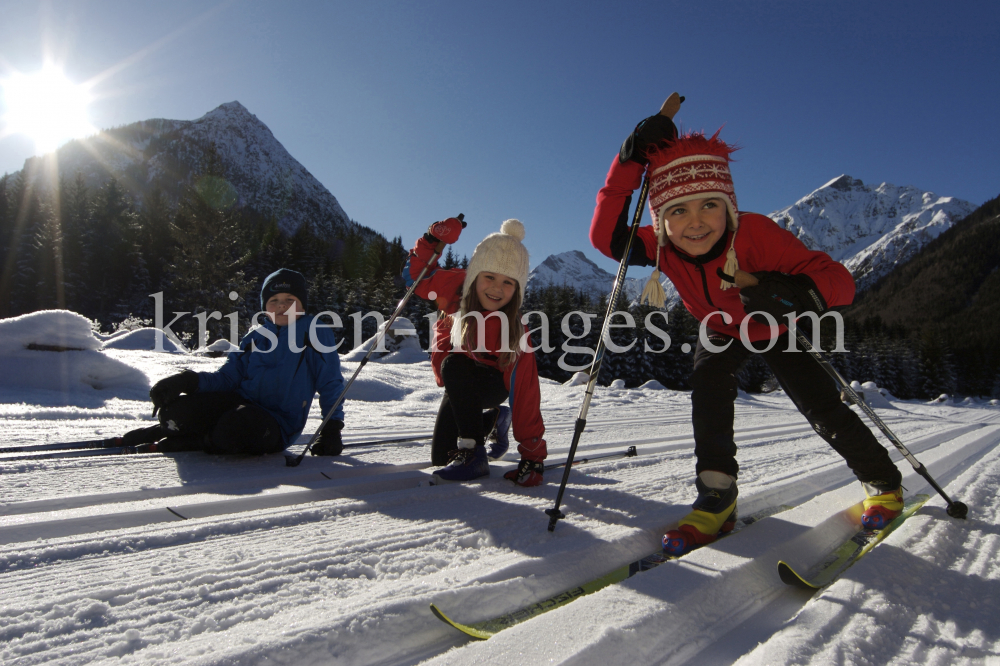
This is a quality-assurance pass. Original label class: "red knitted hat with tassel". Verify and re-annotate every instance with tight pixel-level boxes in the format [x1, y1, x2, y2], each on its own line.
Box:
[638, 131, 742, 307]
[646, 130, 739, 246]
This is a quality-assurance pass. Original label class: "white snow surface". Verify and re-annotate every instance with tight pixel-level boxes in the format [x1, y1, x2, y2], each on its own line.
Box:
[0, 311, 150, 400]
[341, 317, 428, 364]
[1, 346, 998, 665]
[0, 310, 103, 352]
[101, 328, 188, 354]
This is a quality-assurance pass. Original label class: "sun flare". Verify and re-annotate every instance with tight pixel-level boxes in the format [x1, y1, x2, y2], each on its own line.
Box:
[1, 64, 95, 155]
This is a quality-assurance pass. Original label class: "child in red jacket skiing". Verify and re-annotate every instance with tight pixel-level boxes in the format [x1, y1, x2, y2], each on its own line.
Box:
[406, 217, 547, 486]
[590, 93, 904, 555]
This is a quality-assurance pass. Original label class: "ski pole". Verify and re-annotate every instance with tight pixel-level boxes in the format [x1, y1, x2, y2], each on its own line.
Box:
[544, 445, 638, 472]
[545, 174, 653, 532]
[342, 433, 432, 449]
[730, 269, 969, 519]
[285, 215, 464, 467]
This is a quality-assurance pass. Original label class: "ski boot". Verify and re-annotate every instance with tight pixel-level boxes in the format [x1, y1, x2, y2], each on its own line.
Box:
[121, 424, 169, 448]
[431, 438, 490, 484]
[861, 482, 904, 530]
[486, 406, 512, 461]
[662, 471, 738, 556]
[504, 458, 544, 487]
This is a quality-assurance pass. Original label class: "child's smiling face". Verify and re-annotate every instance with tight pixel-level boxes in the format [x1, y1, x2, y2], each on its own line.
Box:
[265, 293, 304, 326]
[475, 271, 517, 311]
[660, 197, 728, 256]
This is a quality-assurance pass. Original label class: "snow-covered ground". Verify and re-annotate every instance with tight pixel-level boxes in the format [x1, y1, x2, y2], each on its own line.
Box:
[2, 317, 999, 665]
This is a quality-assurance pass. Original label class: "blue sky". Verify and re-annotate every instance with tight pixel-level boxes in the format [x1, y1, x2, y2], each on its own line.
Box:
[1, 0, 998, 272]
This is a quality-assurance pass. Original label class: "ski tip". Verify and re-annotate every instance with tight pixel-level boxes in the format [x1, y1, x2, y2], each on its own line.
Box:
[429, 604, 493, 640]
[777, 561, 819, 589]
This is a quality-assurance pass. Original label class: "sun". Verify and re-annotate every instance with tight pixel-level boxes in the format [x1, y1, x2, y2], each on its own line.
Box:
[1, 64, 96, 155]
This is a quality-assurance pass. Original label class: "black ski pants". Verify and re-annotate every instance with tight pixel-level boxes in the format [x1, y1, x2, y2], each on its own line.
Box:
[432, 353, 509, 465]
[158, 392, 286, 455]
[690, 331, 902, 487]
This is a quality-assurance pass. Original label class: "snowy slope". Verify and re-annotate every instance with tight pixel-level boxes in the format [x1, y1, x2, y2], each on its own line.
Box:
[1, 333, 998, 664]
[769, 175, 976, 289]
[527, 249, 679, 306]
[17, 101, 359, 239]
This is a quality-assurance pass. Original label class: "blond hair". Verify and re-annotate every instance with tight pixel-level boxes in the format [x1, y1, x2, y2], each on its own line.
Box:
[449, 277, 524, 369]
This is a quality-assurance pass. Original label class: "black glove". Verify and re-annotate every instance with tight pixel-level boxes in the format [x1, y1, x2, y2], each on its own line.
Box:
[739, 271, 828, 323]
[149, 370, 199, 416]
[619, 113, 679, 165]
[311, 419, 344, 456]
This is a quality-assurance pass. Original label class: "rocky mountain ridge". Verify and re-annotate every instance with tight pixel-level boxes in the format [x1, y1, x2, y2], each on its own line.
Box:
[769, 175, 976, 289]
[16, 101, 364, 240]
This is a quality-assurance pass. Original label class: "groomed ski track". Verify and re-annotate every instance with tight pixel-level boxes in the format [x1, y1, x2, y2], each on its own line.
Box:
[1, 367, 998, 664]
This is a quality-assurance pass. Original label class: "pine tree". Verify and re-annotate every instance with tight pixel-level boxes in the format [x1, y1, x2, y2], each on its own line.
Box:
[85, 177, 136, 322]
[60, 172, 91, 311]
[0, 174, 12, 317]
[137, 187, 175, 295]
[167, 157, 256, 344]
[29, 200, 64, 310]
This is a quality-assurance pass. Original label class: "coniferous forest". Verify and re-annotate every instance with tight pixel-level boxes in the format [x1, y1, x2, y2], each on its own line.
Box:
[1, 153, 998, 398]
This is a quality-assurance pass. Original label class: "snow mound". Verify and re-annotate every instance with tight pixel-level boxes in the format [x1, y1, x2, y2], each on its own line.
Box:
[205, 338, 239, 353]
[0, 310, 102, 352]
[342, 318, 424, 363]
[343, 377, 410, 402]
[564, 372, 589, 386]
[101, 328, 188, 353]
[190, 338, 239, 357]
[851, 381, 896, 409]
[639, 379, 666, 390]
[0, 311, 149, 397]
[610, 379, 626, 389]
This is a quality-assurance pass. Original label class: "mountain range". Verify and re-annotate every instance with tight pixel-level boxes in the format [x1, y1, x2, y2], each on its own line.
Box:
[529, 175, 976, 301]
[16, 101, 367, 241]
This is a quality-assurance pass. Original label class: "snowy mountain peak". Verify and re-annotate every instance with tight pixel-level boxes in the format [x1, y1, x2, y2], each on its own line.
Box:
[528, 250, 678, 306]
[770, 175, 976, 289]
[821, 174, 864, 192]
[535, 250, 605, 277]
[17, 102, 364, 241]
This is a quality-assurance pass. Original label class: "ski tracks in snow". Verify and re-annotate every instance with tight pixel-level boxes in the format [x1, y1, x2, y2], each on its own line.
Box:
[0, 388, 997, 664]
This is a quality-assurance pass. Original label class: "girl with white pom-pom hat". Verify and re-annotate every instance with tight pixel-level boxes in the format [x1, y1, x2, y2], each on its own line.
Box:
[405, 217, 547, 486]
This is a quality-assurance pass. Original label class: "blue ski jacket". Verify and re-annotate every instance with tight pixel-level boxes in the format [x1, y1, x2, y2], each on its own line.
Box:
[196, 315, 346, 445]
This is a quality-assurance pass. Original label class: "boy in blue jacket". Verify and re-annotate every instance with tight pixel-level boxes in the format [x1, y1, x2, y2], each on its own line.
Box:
[122, 268, 347, 456]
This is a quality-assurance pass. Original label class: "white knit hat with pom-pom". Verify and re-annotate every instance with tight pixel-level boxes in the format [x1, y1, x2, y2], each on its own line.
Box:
[460, 219, 530, 302]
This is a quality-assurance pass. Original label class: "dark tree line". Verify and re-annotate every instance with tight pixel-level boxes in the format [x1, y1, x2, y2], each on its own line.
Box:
[0, 153, 413, 346]
[839, 194, 1000, 399]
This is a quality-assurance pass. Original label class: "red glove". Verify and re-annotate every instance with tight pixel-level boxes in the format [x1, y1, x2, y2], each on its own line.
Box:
[504, 458, 545, 487]
[428, 217, 466, 244]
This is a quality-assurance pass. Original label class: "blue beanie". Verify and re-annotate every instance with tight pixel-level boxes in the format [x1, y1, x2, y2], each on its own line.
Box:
[260, 268, 308, 311]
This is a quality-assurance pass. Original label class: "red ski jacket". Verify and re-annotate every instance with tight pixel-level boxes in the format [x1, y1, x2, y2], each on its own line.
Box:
[405, 235, 547, 461]
[590, 156, 856, 342]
